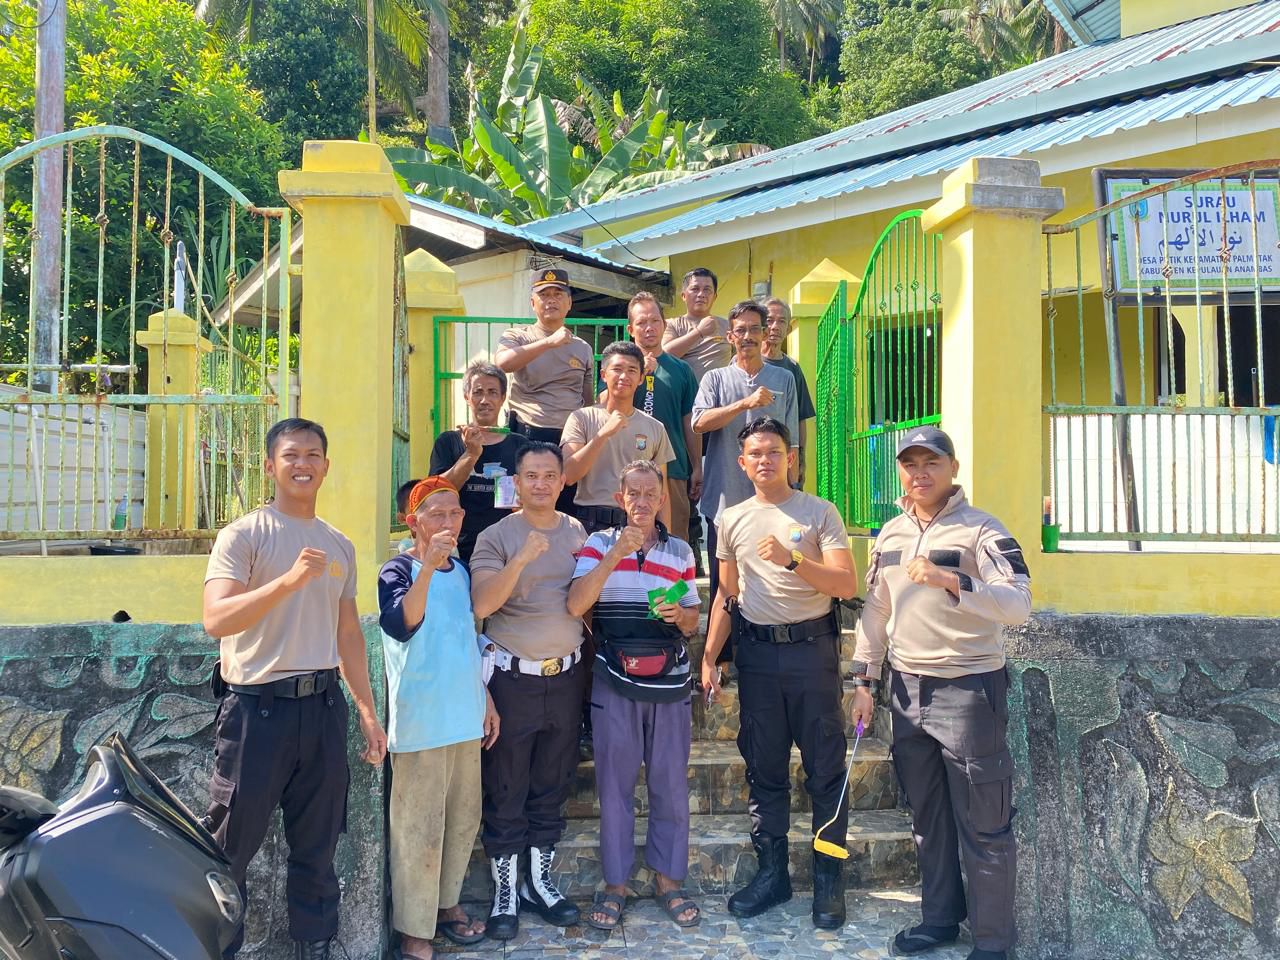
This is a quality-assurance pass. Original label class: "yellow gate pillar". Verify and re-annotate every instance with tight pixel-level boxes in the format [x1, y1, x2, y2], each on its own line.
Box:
[922, 158, 1064, 549]
[279, 141, 410, 606]
[791, 259, 860, 494]
[404, 248, 466, 479]
[136, 309, 211, 530]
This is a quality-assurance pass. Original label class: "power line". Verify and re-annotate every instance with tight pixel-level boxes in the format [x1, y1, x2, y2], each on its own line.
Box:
[1, 0, 60, 31]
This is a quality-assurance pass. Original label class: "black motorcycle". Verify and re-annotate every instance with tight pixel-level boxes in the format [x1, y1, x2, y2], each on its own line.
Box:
[0, 732, 242, 959]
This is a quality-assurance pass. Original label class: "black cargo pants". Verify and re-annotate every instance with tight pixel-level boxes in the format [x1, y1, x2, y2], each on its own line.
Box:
[481, 659, 587, 857]
[735, 628, 848, 844]
[205, 683, 349, 957]
[890, 668, 1016, 953]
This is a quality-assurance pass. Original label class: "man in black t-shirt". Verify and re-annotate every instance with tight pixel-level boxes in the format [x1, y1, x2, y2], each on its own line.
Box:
[429, 362, 528, 563]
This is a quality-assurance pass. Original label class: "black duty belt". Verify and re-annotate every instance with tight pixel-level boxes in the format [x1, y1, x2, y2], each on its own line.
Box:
[580, 505, 626, 528]
[227, 668, 338, 699]
[740, 611, 839, 645]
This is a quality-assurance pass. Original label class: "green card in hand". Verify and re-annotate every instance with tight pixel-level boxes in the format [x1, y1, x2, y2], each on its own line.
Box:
[647, 578, 690, 618]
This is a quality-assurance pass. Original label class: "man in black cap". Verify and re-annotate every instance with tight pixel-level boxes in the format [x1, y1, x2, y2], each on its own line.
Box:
[851, 425, 1031, 960]
[496, 269, 595, 515]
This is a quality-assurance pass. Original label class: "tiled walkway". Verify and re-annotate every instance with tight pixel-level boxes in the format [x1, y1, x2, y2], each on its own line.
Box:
[432, 889, 973, 959]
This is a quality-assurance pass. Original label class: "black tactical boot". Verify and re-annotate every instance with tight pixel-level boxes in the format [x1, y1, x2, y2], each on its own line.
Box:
[520, 845, 580, 926]
[811, 850, 846, 929]
[487, 853, 520, 940]
[728, 835, 792, 918]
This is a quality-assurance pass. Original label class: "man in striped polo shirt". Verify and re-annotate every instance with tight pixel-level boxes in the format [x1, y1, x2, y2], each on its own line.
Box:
[567, 460, 703, 932]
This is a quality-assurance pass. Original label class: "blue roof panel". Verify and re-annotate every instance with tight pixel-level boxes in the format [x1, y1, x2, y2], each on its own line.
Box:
[530, 0, 1280, 238]
[598, 67, 1280, 253]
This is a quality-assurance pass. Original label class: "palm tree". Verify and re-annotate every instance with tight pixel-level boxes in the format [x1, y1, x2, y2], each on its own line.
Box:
[935, 0, 1071, 68]
[763, 0, 841, 74]
[198, 0, 445, 109]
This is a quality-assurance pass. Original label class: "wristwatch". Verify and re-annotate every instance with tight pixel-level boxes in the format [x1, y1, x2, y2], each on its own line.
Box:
[785, 549, 803, 571]
[852, 675, 882, 695]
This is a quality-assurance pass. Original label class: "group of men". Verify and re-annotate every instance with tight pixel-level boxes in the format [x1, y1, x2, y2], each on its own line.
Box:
[199, 266, 1029, 960]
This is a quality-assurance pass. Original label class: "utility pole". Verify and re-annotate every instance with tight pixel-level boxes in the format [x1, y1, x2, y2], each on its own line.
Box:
[32, 0, 66, 394]
[366, 0, 377, 142]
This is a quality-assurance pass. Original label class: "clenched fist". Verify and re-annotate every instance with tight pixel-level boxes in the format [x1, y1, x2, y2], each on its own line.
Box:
[284, 548, 327, 590]
[612, 525, 646, 557]
[515, 531, 550, 566]
[424, 530, 458, 568]
[547, 326, 573, 348]
[599, 410, 628, 439]
[743, 386, 775, 410]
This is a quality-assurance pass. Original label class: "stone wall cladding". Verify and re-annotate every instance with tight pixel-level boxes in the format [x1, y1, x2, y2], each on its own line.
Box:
[0, 620, 387, 960]
[1007, 613, 1280, 960]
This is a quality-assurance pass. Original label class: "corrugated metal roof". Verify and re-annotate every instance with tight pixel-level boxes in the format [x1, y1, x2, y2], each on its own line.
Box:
[595, 67, 1280, 256]
[1041, 0, 1121, 45]
[403, 194, 640, 272]
[529, 0, 1280, 238]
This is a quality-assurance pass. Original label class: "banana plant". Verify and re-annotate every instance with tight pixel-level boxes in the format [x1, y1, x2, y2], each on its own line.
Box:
[388, 15, 767, 223]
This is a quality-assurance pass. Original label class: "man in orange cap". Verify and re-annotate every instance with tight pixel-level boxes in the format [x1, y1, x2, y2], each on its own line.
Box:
[378, 477, 500, 960]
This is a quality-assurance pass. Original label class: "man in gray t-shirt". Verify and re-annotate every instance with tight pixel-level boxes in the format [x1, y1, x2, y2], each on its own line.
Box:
[692, 301, 798, 610]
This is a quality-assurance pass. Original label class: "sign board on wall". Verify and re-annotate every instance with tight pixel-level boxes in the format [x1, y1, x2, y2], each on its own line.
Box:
[1097, 169, 1280, 300]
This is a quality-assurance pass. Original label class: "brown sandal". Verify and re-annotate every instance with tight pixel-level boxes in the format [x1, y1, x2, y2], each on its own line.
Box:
[658, 888, 701, 928]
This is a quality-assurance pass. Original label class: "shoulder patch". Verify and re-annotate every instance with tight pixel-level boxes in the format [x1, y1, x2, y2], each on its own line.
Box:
[991, 537, 1030, 577]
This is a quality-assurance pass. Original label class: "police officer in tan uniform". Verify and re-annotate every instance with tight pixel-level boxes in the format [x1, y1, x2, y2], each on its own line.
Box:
[701, 417, 858, 930]
[851, 426, 1031, 960]
[496, 269, 594, 515]
[203, 418, 387, 960]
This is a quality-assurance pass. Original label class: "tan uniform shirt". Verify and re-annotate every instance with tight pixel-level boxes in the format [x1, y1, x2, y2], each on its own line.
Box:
[718, 491, 849, 625]
[853, 488, 1033, 680]
[204, 504, 356, 684]
[561, 406, 675, 507]
[662, 314, 731, 383]
[498, 325, 595, 429]
[470, 512, 587, 661]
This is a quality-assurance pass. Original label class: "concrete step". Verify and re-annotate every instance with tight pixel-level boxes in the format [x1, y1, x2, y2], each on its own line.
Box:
[565, 739, 898, 819]
[692, 678, 884, 741]
[462, 809, 918, 901]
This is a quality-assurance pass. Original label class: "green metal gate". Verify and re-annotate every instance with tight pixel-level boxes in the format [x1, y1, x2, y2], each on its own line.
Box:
[431, 316, 626, 434]
[815, 211, 942, 529]
[391, 230, 410, 526]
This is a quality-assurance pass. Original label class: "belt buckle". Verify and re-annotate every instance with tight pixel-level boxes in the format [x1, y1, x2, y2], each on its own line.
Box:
[771, 625, 791, 644]
[296, 674, 317, 697]
[540, 658, 562, 677]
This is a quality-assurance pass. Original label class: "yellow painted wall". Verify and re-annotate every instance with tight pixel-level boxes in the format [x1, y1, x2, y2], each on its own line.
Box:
[1121, 0, 1254, 36]
[1, 556, 207, 624]
[666, 135, 1280, 618]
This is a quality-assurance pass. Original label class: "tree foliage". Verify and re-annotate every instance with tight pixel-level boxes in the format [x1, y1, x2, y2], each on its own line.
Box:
[838, 0, 989, 124]
[391, 19, 767, 222]
[474, 0, 817, 149]
[239, 0, 368, 164]
[0, 0, 284, 367]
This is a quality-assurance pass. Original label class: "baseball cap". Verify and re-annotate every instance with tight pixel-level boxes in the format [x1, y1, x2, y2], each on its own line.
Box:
[896, 426, 955, 460]
[531, 268, 570, 292]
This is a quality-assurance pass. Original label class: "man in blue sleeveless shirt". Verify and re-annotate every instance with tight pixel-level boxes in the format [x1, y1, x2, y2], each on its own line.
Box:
[378, 477, 501, 960]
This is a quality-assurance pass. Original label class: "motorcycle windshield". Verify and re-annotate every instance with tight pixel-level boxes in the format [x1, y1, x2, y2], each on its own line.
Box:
[101, 733, 229, 866]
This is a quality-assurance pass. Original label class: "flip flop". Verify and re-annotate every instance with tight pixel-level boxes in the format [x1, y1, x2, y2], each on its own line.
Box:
[586, 890, 626, 931]
[658, 888, 701, 928]
[437, 914, 486, 946]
